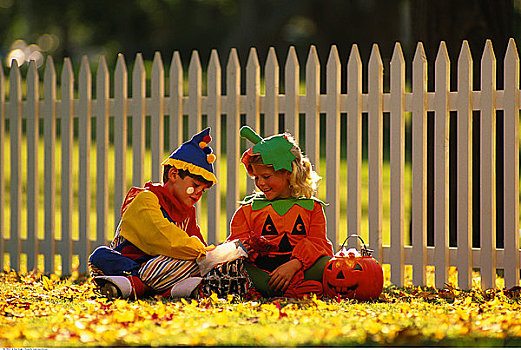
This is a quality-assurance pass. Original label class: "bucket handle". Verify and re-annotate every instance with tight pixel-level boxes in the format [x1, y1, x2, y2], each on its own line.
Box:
[339, 234, 373, 257]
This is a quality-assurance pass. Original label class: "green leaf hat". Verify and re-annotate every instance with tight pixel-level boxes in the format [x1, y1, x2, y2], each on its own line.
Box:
[240, 126, 296, 175]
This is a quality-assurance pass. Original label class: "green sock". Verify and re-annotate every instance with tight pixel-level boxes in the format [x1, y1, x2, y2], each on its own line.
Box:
[244, 262, 282, 297]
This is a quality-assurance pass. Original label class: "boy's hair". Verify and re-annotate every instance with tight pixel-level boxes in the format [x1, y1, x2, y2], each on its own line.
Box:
[162, 165, 214, 187]
[247, 133, 321, 198]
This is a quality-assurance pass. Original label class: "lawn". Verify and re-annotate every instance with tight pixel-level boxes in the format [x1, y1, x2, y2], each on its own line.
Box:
[1, 269, 521, 347]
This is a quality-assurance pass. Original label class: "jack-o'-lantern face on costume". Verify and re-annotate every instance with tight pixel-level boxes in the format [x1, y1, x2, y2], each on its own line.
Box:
[323, 235, 383, 301]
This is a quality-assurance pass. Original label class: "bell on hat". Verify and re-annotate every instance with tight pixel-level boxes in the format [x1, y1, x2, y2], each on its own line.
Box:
[162, 127, 218, 185]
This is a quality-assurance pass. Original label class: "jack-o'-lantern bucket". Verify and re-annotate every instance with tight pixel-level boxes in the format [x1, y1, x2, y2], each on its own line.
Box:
[323, 234, 383, 301]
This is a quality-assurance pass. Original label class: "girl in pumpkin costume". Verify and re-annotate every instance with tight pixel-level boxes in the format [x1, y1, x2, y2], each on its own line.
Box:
[226, 126, 333, 298]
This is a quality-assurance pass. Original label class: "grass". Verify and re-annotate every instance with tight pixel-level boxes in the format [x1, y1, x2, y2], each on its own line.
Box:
[0, 268, 520, 347]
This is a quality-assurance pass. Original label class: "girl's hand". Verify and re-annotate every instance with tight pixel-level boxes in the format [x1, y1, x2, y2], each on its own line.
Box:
[268, 259, 303, 292]
[242, 242, 255, 255]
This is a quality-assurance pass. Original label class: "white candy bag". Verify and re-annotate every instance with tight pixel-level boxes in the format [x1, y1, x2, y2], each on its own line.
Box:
[197, 239, 248, 276]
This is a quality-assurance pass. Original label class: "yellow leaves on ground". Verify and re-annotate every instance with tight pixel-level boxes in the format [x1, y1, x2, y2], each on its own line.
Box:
[1, 271, 521, 347]
[41, 275, 53, 291]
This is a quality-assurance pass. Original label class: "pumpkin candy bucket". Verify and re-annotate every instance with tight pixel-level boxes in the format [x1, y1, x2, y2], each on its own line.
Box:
[323, 234, 383, 301]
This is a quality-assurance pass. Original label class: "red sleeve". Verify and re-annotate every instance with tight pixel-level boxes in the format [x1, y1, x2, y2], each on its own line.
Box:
[185, 206, 207, 246]
[291, 202, 334, 269]
[227, 205, 252, 242]
[227, 205, 260, 261]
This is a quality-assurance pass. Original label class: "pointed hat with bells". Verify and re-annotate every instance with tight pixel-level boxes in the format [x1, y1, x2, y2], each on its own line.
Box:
[162, 127, 218, 185]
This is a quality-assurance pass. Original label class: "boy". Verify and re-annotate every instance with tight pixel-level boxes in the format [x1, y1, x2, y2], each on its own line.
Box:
[89, 128, 219, 299]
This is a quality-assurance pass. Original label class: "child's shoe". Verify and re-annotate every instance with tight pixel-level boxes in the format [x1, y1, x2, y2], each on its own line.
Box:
[284, 273, 324, 299]
[93, 275, 149, 299]
[169, 277, 203, 298]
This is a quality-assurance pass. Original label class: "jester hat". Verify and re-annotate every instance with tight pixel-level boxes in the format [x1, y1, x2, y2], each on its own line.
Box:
[240, 126, 296, 176]
[162, 127, 218, 185]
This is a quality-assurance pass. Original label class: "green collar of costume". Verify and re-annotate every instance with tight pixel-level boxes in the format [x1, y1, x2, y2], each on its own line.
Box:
[239, 193, 327, 216]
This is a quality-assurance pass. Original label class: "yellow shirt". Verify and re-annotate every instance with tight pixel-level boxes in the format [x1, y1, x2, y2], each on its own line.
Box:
[119, 190, 206, 260]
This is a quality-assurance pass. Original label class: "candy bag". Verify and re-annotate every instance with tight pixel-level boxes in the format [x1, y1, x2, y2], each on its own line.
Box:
[197, 240, 248, 276]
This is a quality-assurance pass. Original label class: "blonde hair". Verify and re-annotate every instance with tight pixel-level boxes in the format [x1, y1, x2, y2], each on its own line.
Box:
[247, 133, 321, 198]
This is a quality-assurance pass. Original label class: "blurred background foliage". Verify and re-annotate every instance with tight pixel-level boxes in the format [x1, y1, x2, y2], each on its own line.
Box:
[0, 0, 520, 89]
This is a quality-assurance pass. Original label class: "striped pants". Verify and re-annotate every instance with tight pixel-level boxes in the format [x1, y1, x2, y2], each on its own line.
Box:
[88, 246, 201, 292]
[138, 254, 200, 291]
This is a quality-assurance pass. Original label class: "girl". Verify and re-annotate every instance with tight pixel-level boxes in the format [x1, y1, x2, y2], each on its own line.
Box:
[226, 126, 333, 298]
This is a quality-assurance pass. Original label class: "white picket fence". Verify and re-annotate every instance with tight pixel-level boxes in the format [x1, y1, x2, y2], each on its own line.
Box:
[0, 39, 519, 291]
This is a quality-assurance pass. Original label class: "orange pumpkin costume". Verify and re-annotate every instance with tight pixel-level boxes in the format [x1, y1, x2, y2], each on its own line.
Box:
[229, 126, 333, 298]
[227, 193, 333, 297]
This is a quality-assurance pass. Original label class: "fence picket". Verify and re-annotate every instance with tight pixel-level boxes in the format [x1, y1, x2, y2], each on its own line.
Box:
[456, 41, 473, 290]
[325, 46, 341, 248]
[0, 59, 4, 268]
[187, 51, 202, 138]
[503, 38, 520, 289]
[113, 54, 128, 228]
[265, 48, 280, 135]
[225, 49, 241, 227]
[7, 60, 22, 270]
[26, 61, 39, 272]
[78, 56, 92, 272]
[480, 40, 497, 290]
[150, 52, 165, 183]
[347, 44, 363, 251]
[367, 44, 383, 259]
[411, 42, 428, 286]
[168, 52, 183, 151]
[60, 58, 74, 275]
[390, 43, 406, 286]
[285, 46, 299, 140]
[132, 53, 146, 187]
[207, 50, 222, 244]
[187, 52, 204, 216]
[304, 46, 320, 173]
[8, 61, 22, 271]
[245, 48, 261, 195]
[434, 42, 450, 289]
[43, 57, 56, 273]
[96, 56, 110, 247]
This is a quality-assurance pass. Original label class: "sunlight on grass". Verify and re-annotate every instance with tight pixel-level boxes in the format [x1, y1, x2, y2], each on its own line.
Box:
[0, 269, 518, 348]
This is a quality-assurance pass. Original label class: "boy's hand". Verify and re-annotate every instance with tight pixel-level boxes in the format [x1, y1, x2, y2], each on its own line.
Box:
[268, 259, 303, 292]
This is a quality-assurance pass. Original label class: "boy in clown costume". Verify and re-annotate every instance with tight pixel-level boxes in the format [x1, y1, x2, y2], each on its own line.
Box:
[226, 126, 333, 298]
[89, 128, 252, 299]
